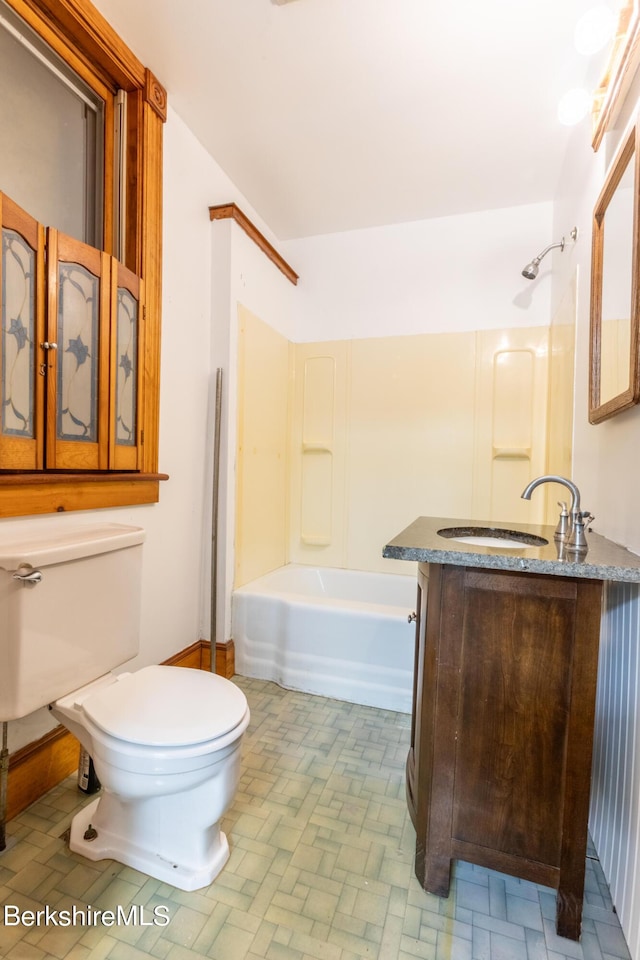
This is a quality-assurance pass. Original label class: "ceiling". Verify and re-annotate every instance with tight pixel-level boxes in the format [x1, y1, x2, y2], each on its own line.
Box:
[92, 0, 619, 240]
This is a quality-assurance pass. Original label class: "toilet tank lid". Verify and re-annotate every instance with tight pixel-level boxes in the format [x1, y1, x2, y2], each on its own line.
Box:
[81, 666, 249, 746]
[0, 523, 144, 570]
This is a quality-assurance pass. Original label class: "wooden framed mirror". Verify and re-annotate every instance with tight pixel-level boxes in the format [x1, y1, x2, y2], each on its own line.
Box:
[589, 118, 640, 423]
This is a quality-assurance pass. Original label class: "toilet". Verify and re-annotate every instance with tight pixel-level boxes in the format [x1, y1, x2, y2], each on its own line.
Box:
[0, 523, 249, 891]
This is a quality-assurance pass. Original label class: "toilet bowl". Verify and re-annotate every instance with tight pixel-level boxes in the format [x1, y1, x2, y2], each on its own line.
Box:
[51, 665, 250, 891]
[0, 522, 250, 892]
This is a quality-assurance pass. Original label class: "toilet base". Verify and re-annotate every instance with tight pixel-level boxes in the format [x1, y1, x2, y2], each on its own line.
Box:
[69, 797, 230, 891]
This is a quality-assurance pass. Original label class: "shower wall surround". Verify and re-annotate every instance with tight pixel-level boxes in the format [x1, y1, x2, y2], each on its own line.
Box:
[290, 325, 566, 574]
[235, 305, 290, 587]
[235, 315, 575, 583]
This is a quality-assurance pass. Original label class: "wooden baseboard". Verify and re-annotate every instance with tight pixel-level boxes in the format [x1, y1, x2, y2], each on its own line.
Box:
[163, 639, 205, 670]
[213, 639, 236, 678]
[163, 639, 235, 678]
[6, 725, 81, 823]
[6, 639, 236, 822]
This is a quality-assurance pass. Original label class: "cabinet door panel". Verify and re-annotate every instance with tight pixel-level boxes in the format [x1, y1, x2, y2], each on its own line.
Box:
[0, 193, 45, 468]
[110, 260, 143, 469]
[46, 229, 110, 469]
[452, 574, 575, 865]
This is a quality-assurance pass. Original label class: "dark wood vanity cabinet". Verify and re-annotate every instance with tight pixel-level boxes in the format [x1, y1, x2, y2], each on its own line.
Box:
[407, 562, 603, 941]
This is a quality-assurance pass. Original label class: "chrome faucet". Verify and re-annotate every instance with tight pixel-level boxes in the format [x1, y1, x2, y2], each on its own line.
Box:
[520, 475, 584, 546]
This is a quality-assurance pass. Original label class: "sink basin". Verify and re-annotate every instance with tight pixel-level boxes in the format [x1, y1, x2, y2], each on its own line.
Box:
[437, 526, 548, 549]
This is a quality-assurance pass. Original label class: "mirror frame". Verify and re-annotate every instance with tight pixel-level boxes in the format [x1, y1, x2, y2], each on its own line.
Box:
[592, 2, 640, 151]
[589, 119, 640, 423]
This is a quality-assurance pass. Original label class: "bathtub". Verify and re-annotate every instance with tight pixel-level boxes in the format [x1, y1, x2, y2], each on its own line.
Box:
[231, 564, 417, 713]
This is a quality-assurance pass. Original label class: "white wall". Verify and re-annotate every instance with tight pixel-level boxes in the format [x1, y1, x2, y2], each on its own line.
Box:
[554, 78, 640, 554]
[3, 105, 286, 753]
[281, 200, 556, 341]
[553, 79, 640, 960]
[209, 220, 297, 652]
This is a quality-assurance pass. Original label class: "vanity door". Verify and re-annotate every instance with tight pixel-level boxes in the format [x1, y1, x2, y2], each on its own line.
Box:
[411, 563, 602, 941]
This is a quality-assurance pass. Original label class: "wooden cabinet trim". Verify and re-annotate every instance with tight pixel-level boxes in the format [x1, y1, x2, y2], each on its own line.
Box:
[209, 203, 299, 286]
[1, 0, 166, 514]
[0, 473, 168, 517]
[13, 0, 147, 91]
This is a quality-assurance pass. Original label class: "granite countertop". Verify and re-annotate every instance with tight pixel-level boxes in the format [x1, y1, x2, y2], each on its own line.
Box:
[383, 516, 640, 582]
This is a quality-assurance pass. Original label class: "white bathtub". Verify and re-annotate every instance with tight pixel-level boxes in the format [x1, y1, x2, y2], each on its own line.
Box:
[231, 564, 417, 713]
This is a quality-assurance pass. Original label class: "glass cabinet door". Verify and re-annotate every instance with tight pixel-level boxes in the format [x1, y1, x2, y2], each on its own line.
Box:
[0, 193, 44, 469]
[111, 260, 143, 469]
[46, 228, 110, 470]
[1, 204, 143, 474]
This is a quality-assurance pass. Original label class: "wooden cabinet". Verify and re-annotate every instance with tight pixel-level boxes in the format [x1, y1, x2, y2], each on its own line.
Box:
[407, 562, 603, 941]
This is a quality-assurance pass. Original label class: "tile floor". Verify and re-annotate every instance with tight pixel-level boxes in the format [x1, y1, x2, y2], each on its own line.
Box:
[0, 676, 632, 960]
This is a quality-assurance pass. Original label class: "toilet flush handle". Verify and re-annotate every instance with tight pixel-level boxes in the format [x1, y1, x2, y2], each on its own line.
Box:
[12, 565, 43, 585]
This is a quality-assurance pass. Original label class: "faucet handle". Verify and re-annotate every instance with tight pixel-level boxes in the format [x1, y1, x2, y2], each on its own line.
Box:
[554, 501, 571, 542]
[567, 511, 594, 554]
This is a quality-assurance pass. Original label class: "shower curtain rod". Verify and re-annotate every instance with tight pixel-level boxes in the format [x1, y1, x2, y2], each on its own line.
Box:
[210, 368, 223, 673]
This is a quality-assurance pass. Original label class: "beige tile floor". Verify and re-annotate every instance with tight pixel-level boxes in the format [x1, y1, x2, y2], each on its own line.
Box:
[0, 676, 632, 960]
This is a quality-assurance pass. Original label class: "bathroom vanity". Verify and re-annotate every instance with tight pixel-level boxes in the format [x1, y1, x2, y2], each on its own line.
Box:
[383, 516, 640, 941]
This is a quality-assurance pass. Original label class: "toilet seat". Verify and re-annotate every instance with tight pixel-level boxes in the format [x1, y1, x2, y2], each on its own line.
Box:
[79, 666, 248, 747]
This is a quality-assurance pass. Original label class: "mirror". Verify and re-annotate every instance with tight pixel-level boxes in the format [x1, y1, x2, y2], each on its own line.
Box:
[589, 120, 640, 423]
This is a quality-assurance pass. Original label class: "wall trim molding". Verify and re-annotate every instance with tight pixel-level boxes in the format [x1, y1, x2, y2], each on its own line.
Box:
[209, 202, 299, 286]
[6, 639, 235, 821]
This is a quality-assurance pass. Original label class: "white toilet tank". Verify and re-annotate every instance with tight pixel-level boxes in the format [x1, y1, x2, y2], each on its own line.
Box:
[0, 523, 144, 722]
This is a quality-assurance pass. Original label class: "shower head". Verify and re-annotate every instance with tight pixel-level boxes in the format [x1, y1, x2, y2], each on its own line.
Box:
[521, 259, 542, 280]
[521, 239, 565, 279]
[521, 227, 578, 280]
